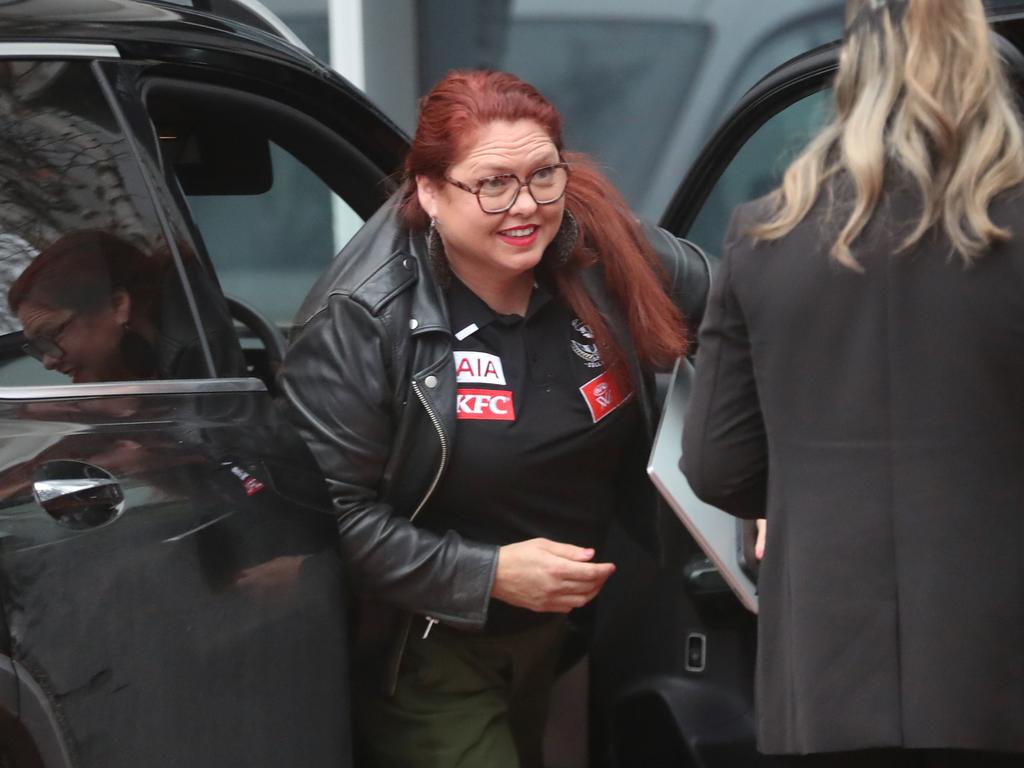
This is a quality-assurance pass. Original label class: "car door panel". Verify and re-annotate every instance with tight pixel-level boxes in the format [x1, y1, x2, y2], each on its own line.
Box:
[0, 388, 349, 767]
[0, 53, 354, 766]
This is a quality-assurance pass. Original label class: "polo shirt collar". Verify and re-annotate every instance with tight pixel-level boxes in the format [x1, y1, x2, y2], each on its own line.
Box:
[447, 276, 553, 337]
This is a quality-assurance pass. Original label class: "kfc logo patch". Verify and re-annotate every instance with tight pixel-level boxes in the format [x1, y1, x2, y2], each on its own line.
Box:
[457, 389, 516, 421]
[579, 369, 632, 422]
[454, 351, 507, 385]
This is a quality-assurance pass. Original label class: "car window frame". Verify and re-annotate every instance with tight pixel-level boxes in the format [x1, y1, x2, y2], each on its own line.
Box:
[0, 48, 260, 399]
[661, 15, 1024, 241]
[115, 57, 407, 346]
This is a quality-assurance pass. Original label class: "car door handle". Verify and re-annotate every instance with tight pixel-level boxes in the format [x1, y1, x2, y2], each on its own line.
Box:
[32, 461, 125, 530]
[33, 478, 121, 503]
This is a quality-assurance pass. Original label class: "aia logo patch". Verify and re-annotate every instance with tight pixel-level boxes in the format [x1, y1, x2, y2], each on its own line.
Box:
[454, 351, 506, 385]
[579, 368, 632, 423]
[457, 388, 516, 421]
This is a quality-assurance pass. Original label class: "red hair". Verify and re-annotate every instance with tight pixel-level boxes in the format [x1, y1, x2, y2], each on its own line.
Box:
[400, 70, 687, 371]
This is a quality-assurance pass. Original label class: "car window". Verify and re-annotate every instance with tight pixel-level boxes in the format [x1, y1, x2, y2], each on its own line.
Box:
[0, 60, 228, 387]
[709, 14, 842, 133]
[686, 89, 832, 258]
[145, 81, 367, 336]
[185, 144, 362, 330]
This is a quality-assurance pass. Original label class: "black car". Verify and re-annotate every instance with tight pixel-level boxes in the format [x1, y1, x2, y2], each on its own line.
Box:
[1, 2, 1024, 767]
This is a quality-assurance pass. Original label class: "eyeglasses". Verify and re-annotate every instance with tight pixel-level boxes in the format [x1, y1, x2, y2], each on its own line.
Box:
[22, 315, 75, 362]
[445, 162, 570, 214]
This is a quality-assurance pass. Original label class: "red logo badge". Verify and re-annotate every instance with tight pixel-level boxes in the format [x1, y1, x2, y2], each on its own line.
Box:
[579, 369, 632, 422]
[457, 389, 516, 421]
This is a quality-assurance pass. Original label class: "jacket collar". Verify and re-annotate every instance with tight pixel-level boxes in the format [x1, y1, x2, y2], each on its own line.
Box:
[401, 223, 451, 338]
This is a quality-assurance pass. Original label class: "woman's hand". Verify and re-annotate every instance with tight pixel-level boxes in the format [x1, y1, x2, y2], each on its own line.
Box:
[755, 519, 766, 561]
[491, 538, 616, 613]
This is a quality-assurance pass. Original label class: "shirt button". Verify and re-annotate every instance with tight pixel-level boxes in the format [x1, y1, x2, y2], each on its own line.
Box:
[424, 375, 439, 389]
[409, 318, 419, 330]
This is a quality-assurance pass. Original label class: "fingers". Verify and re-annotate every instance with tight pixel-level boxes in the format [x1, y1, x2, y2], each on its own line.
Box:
[556, 559, 615, 584]
[491, 538, 617, 613]
[755, 519, 767, 561]
[535, 538, 596, 562]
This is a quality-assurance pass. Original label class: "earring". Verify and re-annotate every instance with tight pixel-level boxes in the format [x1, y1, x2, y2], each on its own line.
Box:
[545, 209, 579, 268]
[426, 217, 452, 286]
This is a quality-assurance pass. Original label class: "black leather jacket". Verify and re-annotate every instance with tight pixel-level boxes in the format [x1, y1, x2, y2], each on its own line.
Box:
[281, 197, 709, 692]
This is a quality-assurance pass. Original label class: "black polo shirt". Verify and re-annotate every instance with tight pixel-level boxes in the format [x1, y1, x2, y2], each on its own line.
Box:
[421, 276, 642, 631]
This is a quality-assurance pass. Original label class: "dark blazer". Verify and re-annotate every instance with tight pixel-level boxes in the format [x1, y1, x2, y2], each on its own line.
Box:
[681, 182, 1024, 755]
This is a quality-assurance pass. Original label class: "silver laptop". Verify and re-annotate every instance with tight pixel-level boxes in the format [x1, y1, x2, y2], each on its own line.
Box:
[647, 358, 760, 614]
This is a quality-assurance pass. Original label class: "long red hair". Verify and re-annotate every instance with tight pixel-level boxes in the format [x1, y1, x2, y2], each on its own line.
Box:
[400, 70, 686, 371]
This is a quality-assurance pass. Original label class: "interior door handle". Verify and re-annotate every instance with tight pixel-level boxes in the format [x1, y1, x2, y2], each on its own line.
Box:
[32, 460, 125, 530]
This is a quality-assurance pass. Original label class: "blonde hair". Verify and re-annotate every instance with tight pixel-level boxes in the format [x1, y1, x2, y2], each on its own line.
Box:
[750, 0, 1024, 269]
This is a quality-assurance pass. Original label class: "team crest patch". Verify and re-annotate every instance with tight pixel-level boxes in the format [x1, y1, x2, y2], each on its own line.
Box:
[454, 351, 506, 385]
[579, 368, 632, 423]
[457, 388, 516, 421]
[570, 318, 603, 368]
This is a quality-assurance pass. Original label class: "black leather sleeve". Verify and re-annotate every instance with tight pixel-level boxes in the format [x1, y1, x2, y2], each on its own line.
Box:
[640, 221, 712, 352]
[280, 294, 497, 628]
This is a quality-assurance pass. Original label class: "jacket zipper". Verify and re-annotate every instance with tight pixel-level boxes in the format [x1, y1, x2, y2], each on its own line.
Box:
[389, 378, 449, 678]
[408, 378, 449, 521]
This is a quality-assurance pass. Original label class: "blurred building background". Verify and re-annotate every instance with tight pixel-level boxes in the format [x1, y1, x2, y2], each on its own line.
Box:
[174, 0, 1021, 328]
[259, 0, 850, 219]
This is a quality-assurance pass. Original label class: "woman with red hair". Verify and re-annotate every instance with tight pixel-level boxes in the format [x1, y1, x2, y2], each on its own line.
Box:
[283, 70, 702, 767]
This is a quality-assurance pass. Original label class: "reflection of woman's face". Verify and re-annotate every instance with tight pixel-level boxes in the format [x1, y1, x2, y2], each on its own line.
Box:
[17, 290, 131, 383]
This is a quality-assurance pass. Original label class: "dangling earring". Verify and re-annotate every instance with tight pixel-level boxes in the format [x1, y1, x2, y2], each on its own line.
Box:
[545, 209, 579, 268]
[427, 217, 451, 286]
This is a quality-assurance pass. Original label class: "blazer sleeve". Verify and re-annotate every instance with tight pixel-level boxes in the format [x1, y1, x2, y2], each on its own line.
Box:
[281, 294, 497, 629]
[680, 209, 768, 519]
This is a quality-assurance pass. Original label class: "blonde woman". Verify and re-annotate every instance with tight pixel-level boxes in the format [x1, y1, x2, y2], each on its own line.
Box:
[682, 0, 1024, 765]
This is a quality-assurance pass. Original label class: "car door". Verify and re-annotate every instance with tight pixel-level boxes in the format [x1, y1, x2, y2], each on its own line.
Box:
[103, 25, 407, 370]
[583, 48, 840, 768]
[624, 10, 1024, 768]
[0, 48, 354, 768]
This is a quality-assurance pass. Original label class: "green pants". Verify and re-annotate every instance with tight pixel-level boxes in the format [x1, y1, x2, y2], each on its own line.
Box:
[357, 616, 568, 768]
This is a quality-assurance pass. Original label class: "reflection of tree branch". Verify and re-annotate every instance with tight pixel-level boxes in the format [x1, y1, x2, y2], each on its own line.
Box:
[0, 65, 156, 254]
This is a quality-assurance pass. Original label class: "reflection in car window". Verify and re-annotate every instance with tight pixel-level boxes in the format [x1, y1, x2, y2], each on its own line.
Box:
[687, 89, 832, 257]
[0, 61, 230, 386]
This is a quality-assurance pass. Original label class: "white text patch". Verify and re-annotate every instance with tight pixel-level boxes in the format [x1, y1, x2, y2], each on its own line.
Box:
[454, 351, 506, 385]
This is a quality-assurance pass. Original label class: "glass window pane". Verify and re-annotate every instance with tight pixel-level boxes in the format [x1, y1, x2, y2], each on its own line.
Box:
[0, 61, 222, 386]
[687, 89, 832, 258]
[184, 142, 363, 332]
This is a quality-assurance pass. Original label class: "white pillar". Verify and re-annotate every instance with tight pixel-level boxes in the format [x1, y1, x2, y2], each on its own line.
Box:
[327, 0, 366, 253]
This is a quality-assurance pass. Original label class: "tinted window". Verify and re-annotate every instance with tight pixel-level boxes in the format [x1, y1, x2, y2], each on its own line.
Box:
[185, 143, 362, 330]
[687, 89, 832, 257]
[0, 61, 221, 387]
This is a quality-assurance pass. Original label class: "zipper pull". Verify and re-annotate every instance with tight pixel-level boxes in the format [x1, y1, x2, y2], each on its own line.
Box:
[422, 617, 439, 639]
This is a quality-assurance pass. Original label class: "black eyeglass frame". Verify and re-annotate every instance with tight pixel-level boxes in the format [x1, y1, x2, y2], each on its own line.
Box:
[444, 161, 571, 214]
[21, 314, 75, 363]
